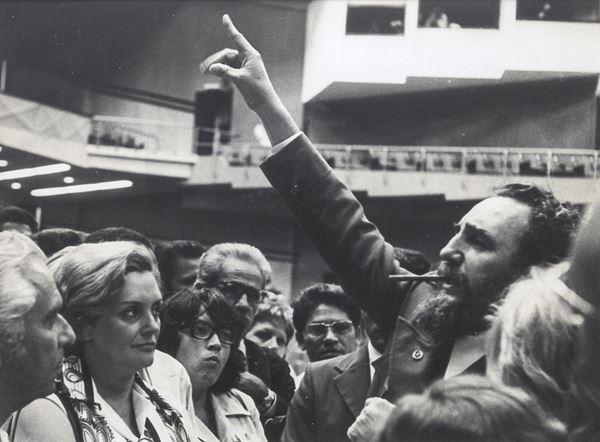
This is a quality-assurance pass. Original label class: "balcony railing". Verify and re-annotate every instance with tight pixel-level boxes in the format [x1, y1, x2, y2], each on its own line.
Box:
[217, 143, 599, 179]
[88, 115, 194, 158]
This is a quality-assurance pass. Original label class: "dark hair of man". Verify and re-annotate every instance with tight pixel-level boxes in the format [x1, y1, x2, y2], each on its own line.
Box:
[393, 247, 431, 275]
[31, 228, 86, 257]
[380, 375, 567, 442]
[0, 206, 38, 233]
[156, 240, 205, 291]
[157, 287, 246, 394]
[291, 283, 361, 345]
[84, 226, 154, 251]
[494, 183, 580, 269]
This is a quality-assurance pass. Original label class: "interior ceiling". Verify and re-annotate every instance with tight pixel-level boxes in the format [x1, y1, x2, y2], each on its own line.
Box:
[0, 1, 309, 203]
[307, 71, 598, 103]
[0, 144, 181, 205]
[0, 1, 308, 80]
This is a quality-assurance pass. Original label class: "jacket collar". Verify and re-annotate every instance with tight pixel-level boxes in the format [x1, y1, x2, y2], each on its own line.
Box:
[333, 345, 371, 418]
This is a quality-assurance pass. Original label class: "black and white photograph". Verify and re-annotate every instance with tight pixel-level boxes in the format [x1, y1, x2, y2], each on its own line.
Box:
[0, 1, 599, 441]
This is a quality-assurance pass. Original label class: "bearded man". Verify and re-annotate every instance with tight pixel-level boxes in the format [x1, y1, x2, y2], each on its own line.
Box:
[200, 15, 580, 441]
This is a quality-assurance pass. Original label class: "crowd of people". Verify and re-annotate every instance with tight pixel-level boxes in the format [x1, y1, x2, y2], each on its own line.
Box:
[0, 14, 599, 442]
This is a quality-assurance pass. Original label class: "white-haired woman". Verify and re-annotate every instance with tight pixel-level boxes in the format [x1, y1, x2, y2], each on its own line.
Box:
[486, 263, 594, 434]
[12, 241, 192, 442]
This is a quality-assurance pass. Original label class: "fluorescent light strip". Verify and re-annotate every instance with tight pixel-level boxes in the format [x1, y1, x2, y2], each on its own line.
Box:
[31, 180, 133, 197]
[0, 163, 71, 181]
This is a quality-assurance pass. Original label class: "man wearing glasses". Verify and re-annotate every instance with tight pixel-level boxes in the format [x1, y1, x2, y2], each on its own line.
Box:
[194, 242, 295, 440]
[291, 283, 361, 364]
[284, 284, 383, 442]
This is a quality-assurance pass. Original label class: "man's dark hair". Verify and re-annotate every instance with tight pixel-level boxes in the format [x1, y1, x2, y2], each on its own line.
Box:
[156, 240, 206, 292]
[292, 283, 361, 345]
[494, 183, 581, 269]
[0, 206, 38, 233]
[393, 247, 431, 275]
[84, 226, 154, 251]
[31, 228, 87, 257]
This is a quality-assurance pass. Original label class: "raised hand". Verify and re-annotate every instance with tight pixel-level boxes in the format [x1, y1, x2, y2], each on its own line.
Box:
[200, 14, 276, 112]
[347, 397, 395, 442]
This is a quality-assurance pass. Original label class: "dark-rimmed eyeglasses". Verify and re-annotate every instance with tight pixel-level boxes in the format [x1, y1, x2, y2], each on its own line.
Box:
[215, 281, 267, 305]
[182, 319, 236, 345]
[305, 320, 354, 338]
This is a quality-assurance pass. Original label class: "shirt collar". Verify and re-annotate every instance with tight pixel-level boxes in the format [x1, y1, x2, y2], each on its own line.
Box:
[444, 331, 488, 379]
[367, 339, 383, 382]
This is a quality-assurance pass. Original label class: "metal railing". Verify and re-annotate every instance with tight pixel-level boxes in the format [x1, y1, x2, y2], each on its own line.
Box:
[217, 142, 599, 179]
[89, 116, 194, 157]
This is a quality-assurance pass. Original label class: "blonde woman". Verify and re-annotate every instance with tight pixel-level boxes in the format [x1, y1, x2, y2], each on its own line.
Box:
[13, 241, 192, 442]
[486, 263, 591, 432]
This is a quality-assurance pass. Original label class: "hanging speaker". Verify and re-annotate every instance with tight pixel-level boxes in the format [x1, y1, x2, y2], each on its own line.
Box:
[193, 85, 233, 155]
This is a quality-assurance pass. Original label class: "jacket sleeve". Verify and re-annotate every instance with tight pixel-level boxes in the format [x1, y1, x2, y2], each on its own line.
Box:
[261, 134, 413, 333]
[282, 364, 316, 442]
[267, 352, 296, 416]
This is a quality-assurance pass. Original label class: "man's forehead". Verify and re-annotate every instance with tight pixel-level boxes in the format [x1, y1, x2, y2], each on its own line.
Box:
[460, 196, 531, 230]
[255, 319, 285, 333]
[220, 257, 265, 285]
[310, 304, 351, 321]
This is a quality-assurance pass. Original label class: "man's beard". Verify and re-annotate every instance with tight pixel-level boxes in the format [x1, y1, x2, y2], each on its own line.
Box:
[410, 280, 500, 344]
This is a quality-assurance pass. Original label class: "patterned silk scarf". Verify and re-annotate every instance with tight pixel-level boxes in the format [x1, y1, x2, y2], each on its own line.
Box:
[56, 355, 190, 442]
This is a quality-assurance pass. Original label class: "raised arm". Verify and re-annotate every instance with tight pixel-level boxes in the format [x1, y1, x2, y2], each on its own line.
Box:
[201, 15, 413, 334]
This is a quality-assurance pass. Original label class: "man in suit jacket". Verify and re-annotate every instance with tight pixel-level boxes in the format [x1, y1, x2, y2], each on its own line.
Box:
[201, 14, 579, 431]
[283, 345, 370, 442]
[283, 311, 387, 442]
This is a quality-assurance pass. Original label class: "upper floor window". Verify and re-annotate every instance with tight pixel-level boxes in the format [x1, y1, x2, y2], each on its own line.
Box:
[418, 0, 500, 29]
[346, 4, 405, 35]
[517, 0, 600, 23]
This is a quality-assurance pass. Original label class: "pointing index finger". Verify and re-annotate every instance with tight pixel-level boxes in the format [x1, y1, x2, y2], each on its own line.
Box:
[223, 14, 255, 55]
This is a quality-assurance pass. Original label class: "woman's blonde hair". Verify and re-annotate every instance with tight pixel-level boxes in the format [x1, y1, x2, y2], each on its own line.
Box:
[49, 241, 161, 337]
[486, 262, 586, 423]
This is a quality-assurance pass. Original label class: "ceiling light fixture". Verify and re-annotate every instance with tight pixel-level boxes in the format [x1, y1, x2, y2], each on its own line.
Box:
[10, 182, 21, 190]
[63, 176, 75, 184]
[0, 160, 8, 167]
[0, 163, 71, 181]
[31, 180, 133, 197]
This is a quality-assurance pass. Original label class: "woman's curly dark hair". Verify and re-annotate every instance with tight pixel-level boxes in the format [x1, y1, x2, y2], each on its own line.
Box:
[494, 183, 581, 269]
[157, 287, 246, 394]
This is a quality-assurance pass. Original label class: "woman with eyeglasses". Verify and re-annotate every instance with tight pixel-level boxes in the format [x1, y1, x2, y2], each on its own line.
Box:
[12, 241, 192, 442]
[158, 287, 267, 442]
